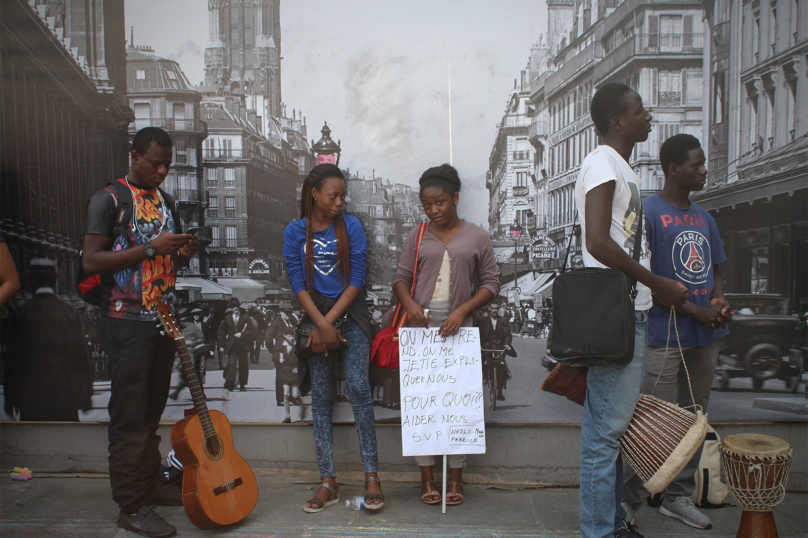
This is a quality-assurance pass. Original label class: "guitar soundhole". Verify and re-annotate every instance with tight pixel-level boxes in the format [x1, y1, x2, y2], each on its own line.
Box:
[204, 434, 224, 461]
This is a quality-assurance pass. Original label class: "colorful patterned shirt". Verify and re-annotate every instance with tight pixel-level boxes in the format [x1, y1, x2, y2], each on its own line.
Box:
[85, 179, 178, 321]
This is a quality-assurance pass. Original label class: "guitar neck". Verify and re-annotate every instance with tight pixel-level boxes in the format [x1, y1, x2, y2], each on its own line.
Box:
[174, 337, 217, 439]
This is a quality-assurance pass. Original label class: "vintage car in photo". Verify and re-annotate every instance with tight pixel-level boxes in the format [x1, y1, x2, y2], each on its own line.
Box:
[714, 294, 806, 392]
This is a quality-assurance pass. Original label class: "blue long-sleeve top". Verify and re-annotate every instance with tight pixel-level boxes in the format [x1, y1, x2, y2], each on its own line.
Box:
[283, 215, 367, 299]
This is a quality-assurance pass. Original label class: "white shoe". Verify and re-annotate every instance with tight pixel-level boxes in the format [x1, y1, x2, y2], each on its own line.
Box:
[660, 496, 713, 530]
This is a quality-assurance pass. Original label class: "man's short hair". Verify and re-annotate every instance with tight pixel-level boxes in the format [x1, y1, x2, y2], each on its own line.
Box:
[131, 127, 172, 156]
[659, 134, 702, 177]
[590, 83, 635, 135]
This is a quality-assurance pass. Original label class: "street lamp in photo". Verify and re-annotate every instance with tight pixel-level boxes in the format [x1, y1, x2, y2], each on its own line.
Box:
[510, 220, 523, 278]
[311, 122, 341, 166]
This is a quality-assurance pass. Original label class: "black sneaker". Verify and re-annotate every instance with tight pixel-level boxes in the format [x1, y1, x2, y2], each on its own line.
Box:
[145, 482, 183, 506]
[646, 492, 664, 507]
[117, 506, 177, 538]
[614, 519, 644, 538]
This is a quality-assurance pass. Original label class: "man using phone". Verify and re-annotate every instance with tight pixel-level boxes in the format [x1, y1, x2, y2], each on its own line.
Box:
[574, 84, 687, 538]
[622, 134, 731, 530]
[82, 127, 199, 538]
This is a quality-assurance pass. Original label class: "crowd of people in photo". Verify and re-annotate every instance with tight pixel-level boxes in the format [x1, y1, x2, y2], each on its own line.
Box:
[0, 82, 753, 538]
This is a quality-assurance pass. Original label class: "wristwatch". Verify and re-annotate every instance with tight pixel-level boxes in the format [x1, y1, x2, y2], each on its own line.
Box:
[143, 240, 157, 259]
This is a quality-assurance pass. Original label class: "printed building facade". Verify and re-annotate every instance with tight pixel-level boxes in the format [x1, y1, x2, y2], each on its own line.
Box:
[693, 0, 807, 310]
[0, 0, 132, 294]
[126, 44, 209, 274]
[201, 98, 299, 280]
[205, 0, 282, 136]
[497, 0, 706, 277]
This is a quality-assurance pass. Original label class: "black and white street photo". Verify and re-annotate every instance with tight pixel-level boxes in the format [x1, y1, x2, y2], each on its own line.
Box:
[1, 0, 806, 427]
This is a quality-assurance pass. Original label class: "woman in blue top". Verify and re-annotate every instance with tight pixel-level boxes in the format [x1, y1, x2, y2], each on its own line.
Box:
[283, 164, 384, 513]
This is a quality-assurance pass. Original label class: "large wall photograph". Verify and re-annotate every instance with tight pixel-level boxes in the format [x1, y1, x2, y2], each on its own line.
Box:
[1, 0, 806, 426]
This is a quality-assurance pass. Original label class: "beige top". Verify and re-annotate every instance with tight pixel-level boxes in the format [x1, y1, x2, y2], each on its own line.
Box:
[427, 251, 452, 327]
[393, 221, 500, 327]
[431, 251, 451, 302]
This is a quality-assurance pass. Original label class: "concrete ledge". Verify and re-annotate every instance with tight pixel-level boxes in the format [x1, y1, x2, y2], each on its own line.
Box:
[753, 398, 808, 415]
[1, 421, 805, 490]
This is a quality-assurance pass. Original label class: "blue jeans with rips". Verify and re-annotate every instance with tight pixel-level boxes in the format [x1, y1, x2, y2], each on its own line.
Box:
[579, 310, 648, 538]
[308, 317, 378, 478]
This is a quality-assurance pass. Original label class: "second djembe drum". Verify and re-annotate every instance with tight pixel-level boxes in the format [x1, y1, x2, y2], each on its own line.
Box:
[719, 433, 794, 538]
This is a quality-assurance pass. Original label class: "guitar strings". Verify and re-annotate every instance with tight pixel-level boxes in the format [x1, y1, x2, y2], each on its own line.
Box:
[161, 310, 225, 456]
[175, 336, 222, 454]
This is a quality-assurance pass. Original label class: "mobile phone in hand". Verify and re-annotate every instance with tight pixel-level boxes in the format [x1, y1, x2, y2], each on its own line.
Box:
[185, 226, 200, 235]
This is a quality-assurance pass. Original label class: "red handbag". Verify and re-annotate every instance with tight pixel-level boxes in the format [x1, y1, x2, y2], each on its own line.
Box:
[370, 223, 428, 369]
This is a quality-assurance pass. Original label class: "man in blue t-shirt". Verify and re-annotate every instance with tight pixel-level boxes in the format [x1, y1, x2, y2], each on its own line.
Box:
[622, 134, 732, 531]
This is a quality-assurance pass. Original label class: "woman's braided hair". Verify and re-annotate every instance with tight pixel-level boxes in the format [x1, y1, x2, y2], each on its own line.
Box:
[299, 164, 351, 294]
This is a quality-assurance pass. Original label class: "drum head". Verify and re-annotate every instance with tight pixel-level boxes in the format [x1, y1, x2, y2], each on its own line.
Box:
[722, 434, 791, 457]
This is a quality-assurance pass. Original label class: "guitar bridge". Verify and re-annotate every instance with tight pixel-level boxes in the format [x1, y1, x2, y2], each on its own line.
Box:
[213, 477, 243, 496]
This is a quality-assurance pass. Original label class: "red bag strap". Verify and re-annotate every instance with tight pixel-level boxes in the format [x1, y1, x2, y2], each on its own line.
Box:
[390, 222, 428, 329]
[409, 222, 428, 295]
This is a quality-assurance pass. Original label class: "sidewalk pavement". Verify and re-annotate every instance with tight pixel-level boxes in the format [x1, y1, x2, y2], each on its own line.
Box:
[1, 475, 806, 537]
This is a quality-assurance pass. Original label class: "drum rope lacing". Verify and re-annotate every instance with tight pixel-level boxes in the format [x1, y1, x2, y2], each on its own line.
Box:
[620, 399, 698, 480]
[657, 302, 796, 513]
[655, 307, 701, 414]
[719, 445, 794, 512]
[620, 308, 706, 486]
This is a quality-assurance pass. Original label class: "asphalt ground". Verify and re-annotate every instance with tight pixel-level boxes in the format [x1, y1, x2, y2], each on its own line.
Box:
[1, 475, 806, 537]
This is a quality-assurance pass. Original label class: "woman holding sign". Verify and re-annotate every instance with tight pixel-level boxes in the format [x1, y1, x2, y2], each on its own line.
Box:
[283, 164, 385, 512]
[392, 164, 500, 506]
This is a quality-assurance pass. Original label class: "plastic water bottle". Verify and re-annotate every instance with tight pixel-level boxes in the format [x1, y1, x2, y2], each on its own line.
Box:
[345, 496, 365, 510]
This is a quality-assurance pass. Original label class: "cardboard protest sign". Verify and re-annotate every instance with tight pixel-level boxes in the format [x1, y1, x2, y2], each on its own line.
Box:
[399, 327, 486, 456]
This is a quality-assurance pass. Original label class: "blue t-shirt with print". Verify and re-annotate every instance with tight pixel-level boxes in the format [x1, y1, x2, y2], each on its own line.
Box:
[645, 194, 729, 347]
[283, 214, 367, 299]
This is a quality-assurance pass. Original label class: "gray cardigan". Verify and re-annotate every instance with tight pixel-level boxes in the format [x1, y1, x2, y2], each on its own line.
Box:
[392, 221, 500, 327]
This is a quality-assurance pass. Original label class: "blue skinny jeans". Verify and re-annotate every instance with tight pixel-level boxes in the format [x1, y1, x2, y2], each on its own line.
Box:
[308, 317, 378, 478]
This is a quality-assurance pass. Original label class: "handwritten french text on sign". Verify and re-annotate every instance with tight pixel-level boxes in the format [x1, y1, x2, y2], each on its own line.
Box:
[399, 327, 486, 456]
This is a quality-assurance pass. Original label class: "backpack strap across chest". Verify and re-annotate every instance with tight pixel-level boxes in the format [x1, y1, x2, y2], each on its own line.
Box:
[108, 179, 180, 238]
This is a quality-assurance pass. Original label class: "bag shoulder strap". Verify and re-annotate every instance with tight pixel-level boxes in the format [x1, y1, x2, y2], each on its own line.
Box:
[632, 202, 644, 263]
[560, 212, 578, 275]
[409, 222, 429, 296]
[108, 180, 181, 235]
[560, 196, 644, 274]
[109, 180, 133, 238]
[390, 222, 428, 329]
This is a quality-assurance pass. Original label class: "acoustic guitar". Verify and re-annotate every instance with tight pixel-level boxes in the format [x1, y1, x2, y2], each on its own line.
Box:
[155, 302, 258, 529]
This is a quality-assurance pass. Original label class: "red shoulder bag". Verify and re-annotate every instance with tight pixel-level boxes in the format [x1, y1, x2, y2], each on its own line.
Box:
[370, 223, 428, 369]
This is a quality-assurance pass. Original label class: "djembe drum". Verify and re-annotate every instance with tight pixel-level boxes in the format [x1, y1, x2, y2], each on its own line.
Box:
[719, 434, 794, 538]
[620, 394, 709, 495]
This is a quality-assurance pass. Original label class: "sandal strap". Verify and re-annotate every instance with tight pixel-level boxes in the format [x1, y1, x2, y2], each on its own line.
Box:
[305, 497, 324, 508]
[318, 481, 337, 499]
[365, 475, 381, 484]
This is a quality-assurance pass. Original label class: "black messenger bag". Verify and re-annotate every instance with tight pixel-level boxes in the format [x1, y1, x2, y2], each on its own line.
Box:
[549, 206, 643, 367]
